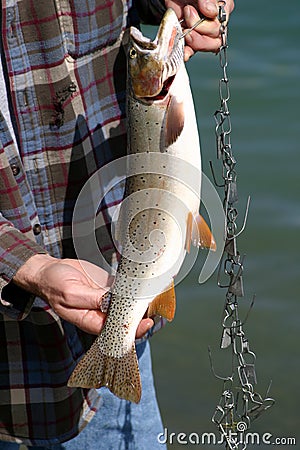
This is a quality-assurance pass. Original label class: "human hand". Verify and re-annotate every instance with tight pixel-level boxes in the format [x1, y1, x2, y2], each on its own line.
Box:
[13, 254, 154, 337]
[165, 0, 235, 60]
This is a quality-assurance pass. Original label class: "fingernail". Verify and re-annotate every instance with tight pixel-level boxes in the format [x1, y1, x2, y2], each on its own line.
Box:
[205, 1, 218, 14]
[146, 319, 153, 330]
[184, 33, 193, 44]
[184, 5, 190, 20]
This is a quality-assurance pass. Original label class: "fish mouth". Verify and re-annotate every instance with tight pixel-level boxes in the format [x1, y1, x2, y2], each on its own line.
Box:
[142, 75, 176, 102]
[129, 9, 183, 100]
[129, 28, 158, 52]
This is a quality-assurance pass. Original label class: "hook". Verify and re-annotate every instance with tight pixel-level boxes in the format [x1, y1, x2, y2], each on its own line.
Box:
[180, 16, 207, 39]
[227, 196, 251, 241]
[247, 387, 275, 421]
[241, 294, 255, 327]
[209, 160, 225, 187]
[217, 1, 227, 24]
[208, 346, 233, 382]
[265, 379, 273, 398]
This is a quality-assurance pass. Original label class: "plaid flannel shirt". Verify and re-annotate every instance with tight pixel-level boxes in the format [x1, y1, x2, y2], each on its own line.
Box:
[0, 0, 165, 445]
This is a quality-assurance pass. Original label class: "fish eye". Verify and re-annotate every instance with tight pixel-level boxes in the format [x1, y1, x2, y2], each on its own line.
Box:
[129, 47, 137, 59]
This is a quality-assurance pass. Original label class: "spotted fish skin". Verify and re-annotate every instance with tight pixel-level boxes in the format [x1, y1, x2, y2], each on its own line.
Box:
[68, 9, 214, 402]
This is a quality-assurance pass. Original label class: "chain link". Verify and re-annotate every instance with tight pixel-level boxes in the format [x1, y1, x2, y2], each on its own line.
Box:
[210, 3, 274, 448]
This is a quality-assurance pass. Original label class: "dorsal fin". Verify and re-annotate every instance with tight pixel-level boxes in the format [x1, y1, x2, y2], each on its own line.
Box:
[147, 280, 176, 321]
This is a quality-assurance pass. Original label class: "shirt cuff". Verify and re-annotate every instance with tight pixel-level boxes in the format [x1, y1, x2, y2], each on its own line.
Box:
[0, 281, 36, 320]
[0, 223, 47, 320]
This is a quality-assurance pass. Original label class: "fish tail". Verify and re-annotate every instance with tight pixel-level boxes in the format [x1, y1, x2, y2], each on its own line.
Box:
[68, 337, 141, 403]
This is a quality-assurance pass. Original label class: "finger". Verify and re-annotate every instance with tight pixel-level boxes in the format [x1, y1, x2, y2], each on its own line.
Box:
[184, 5, 220, 38]
[184, 46, 195, 62]
[79, 309, 106, 335]
[57, 283, 109, 311]
[184, 30, 222, 53]
[62, 310, 152, 337]
[60, 309, 107, 335]
[226, 0, 235, 14]
[197, 0, 218, 19]
[136, 318, 154, 339]
[165, 0, 185, 19]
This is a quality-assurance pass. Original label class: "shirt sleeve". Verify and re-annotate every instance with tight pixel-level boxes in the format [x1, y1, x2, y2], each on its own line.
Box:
[0, 217, 47, 320]
[135, 0, 167, 25]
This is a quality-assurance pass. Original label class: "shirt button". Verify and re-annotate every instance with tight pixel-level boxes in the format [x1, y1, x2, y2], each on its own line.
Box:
[11, 164, 20, 176]
[32, 224, 42, 235]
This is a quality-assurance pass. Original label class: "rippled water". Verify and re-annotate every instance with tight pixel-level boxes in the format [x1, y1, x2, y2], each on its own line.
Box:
[148, 1, 299, 448]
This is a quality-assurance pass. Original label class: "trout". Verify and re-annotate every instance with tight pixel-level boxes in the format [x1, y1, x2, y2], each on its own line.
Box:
[68, 8, 215, 403]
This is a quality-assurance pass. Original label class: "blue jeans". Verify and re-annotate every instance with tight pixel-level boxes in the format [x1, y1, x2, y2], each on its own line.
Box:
[0, 340, 165, 450]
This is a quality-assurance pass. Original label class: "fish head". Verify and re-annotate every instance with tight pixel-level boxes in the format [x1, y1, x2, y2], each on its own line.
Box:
[128, 8, 184, 100]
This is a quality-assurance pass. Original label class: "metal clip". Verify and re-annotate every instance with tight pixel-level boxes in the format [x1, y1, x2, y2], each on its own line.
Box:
[218, 1, 227, 24]
[220, 327, 232, 349]
[243, 364, 257, 385]
[224, 238, 236, 257]
[228, 274, 244, 297]
[228, 180, 238, 204]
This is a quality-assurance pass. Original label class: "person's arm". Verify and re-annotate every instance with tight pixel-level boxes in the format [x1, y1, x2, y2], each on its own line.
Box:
[0, 215, 48, 319]
[12, 253, 154, 337]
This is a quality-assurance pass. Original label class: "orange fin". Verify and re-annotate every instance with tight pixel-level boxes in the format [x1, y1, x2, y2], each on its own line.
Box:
[185, 212, 217, 252]
[148, 280, 176, 321]
[165, 95, 184, 147]
[68, 338, 141, 403]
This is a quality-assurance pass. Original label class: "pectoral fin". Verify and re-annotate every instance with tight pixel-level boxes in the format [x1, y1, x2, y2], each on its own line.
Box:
[185, 212, 216, 252]
[165, 95, 185, 147]
[148, 280, 176, 321]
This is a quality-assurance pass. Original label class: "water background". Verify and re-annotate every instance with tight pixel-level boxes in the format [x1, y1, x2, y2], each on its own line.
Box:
[144, 1, 299, 448]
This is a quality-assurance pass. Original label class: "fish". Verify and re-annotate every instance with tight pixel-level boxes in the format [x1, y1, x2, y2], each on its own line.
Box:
[68, 8, 216, 403]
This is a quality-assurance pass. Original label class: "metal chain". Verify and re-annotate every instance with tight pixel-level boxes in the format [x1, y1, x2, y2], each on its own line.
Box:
[209, 3, 274, 448]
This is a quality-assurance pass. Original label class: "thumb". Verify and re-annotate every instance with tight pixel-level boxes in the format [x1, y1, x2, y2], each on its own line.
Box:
[197, 0, 218, 18]
[62, 283, 109, 311]
[84, 286, 107, 311]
